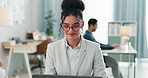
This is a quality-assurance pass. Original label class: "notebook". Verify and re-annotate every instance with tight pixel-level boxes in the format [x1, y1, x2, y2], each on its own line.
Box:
[32, 74, 102, 78]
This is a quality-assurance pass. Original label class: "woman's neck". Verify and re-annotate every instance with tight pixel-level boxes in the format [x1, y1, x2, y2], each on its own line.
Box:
[67, 36, 81, 48]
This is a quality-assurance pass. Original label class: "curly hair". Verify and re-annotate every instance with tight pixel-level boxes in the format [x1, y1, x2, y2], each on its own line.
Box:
[61, 0, 85, 21]
[58, 0, 85, 37]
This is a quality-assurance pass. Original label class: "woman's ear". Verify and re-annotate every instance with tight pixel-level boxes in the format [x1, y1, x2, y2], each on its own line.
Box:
[81, 21, 84, 28]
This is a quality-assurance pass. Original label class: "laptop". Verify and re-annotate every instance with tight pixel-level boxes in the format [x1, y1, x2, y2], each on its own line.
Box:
[32, 74, 102, 78]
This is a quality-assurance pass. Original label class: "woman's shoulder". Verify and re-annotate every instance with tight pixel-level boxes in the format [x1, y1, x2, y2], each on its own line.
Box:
[47, 39, 64, 47]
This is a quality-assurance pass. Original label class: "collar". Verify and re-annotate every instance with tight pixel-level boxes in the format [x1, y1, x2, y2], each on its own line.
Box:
[86, 30, 92, 34]
[64, 37, 82, 49]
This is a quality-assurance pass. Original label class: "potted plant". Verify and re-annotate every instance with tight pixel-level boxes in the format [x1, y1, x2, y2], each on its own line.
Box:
[45, 11, 56, 36]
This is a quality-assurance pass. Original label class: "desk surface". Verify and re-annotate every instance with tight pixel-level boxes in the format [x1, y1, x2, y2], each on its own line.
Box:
[102, 46, 137, 54]
[3, 41, 41, 48]
[2, 41, 42, 53]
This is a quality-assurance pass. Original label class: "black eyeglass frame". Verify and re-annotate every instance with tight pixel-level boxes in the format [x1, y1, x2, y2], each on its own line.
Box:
[60, 20, 83, 32]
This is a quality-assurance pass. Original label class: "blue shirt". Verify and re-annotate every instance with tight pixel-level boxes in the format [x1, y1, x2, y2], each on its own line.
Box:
[83, 30, 114, 50]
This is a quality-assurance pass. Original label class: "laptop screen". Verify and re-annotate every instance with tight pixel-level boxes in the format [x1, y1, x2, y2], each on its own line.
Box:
[32, 74, 102, 78]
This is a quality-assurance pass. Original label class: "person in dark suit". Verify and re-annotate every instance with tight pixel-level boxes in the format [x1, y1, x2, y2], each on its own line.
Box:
[83, 18, 123, 78]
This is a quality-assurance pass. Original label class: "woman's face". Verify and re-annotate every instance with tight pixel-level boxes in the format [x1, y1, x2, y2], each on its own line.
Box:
[61, 15, 83, 41]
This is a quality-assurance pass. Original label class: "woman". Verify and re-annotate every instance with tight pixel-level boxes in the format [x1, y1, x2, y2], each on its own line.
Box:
[45, 0, 107, 77]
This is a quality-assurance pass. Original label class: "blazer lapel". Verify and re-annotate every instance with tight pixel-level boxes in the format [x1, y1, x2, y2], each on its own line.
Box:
[76, 38, 87, 74]
[60, 39, 71, 75]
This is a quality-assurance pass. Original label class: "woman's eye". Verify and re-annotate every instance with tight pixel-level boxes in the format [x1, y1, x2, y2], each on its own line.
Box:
[63, 26, 69, 28]
[73, 26, 79, 28]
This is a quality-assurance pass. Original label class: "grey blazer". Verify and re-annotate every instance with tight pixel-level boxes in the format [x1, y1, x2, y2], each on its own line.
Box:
[45, 38, 107, 78]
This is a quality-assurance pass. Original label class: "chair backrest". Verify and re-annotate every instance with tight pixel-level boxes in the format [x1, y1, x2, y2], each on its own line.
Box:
[33, 39, 53, 55]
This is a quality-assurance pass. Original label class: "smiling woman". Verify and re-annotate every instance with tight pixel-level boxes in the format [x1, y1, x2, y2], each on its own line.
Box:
[44, 0, 108, 78]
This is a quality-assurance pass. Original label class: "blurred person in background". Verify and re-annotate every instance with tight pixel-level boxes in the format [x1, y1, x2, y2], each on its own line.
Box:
[83, 18, 123, 78]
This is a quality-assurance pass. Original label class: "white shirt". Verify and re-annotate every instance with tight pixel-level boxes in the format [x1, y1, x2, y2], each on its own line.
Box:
[65, 40, 81, 75]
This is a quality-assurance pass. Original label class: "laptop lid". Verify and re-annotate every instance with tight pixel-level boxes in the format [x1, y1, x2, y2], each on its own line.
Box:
[32, 74, 102, 78]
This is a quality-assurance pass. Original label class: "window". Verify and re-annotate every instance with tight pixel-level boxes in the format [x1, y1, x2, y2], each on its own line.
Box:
[0, 0, 25, 24]
[82, 0, 114, 44]
[9, 0, 25, 24]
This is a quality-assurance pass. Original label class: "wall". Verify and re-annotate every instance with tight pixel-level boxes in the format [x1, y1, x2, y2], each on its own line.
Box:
[83, 0, 114, 44]
[0, 0, 39, 74]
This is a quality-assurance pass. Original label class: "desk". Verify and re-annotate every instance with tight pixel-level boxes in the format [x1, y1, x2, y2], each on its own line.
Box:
[2, 41, 41, 78]
[102, 46, 137, 78]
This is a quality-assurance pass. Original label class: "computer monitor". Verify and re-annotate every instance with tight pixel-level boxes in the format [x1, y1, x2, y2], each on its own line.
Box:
[32, 74, 102, 78]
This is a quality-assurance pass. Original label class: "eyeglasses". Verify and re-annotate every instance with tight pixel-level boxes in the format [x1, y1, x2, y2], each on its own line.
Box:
[60, 22, 82, 32]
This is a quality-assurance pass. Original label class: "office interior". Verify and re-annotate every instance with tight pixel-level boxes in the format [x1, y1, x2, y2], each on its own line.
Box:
[0, 0, 147, 78]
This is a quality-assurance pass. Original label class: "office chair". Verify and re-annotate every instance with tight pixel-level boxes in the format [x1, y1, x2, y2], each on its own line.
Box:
[29, 39, 52, 74]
